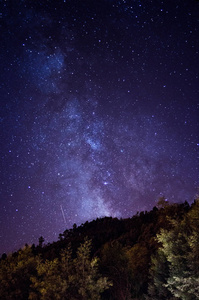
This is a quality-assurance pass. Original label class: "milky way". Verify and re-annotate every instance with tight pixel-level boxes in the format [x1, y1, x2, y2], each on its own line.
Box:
[0, 0, 199, 254]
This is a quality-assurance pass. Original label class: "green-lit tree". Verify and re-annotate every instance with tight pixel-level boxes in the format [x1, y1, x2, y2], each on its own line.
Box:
[147, 198, 199, 300]
[126, 243, 149, 298]
[146, 248, 174, 300]
[73, 238, 112, 299]
[29, 238, 111, 300]
[0, 245, 37, 300]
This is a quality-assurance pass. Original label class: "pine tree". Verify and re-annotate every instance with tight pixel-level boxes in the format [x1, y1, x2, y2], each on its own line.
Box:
[148, 198, 199, 300]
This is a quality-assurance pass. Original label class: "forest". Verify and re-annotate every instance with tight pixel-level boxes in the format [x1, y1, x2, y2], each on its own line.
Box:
[0, 197, 199, 300]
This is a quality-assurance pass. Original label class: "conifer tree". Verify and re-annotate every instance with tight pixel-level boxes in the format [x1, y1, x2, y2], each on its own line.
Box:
[147, 198, 199, 300]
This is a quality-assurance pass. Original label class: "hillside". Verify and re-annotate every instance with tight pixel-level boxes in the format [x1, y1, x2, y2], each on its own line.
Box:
[0, 198, 198, 300]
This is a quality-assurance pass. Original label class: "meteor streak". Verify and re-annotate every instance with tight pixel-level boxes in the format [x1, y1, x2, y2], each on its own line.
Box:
[60, 205, 66, 225]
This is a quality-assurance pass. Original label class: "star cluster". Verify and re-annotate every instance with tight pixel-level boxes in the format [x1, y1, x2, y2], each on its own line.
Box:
[0, 0, 199, 254]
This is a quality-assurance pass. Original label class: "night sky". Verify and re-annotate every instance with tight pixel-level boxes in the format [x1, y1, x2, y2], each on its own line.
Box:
[1, 0, 199, 255]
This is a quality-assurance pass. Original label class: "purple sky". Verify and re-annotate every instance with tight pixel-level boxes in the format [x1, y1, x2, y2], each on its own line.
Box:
[0, 0, 198, 254]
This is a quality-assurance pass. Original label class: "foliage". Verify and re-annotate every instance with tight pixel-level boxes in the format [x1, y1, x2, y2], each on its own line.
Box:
[1, 199, 198, 300]
[0, 245, 37, 299]
[29, 238, 111, 300]
[100, 241, 132, 300]
[147, 198, 199, 300]
[126, 243, 149, 297]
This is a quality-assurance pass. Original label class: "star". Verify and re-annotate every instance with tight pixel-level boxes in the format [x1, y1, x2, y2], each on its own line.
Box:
[0, 0, 198, 255]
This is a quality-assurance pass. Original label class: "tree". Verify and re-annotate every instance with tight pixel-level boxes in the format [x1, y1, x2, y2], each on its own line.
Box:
[146, 246, 176, 300]
[147, 198, 199, 300]
[156, 196, 170, 209]
[29, 238, 111, 300]
[100, 241, 132, 300]
[0, 245, 37, 300]
[126, 243, 149, 298]
[73, 238, 112, 300]
[38, 236, 45, 248]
